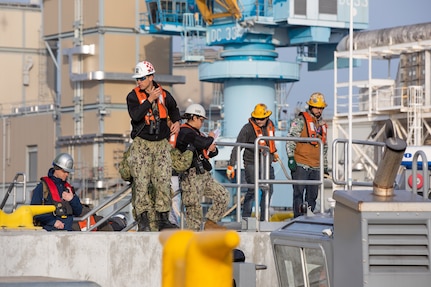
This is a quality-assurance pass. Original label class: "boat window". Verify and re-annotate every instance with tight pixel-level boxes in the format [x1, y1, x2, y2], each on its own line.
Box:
[273, 245, 329, 287]
[304, 248, 328, 287]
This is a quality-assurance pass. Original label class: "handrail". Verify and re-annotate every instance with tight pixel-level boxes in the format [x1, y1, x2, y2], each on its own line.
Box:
[78, 136, 324, 232]
[254, 136, 324, 230]
[86, 199, 131, 232]
[74, 183, 132, 231]
[411, 150, 430, 198]
[216, 135, 325, 231]
[0, 172, 26, 211]
[332, 139, 386, 187]
[213, 141, 261, 222]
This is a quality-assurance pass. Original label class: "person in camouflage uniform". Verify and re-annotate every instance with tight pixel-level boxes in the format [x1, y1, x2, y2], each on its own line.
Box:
[286, 92, 329, 218]
[142, 148, 193, 230]
[176, 103, 229, 231]
[169, 148, 193, 226]
[126, 60, 181, 231]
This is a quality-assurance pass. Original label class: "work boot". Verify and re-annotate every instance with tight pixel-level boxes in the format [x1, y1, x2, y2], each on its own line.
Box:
[204, 219, 226, 231]
[157, 211, 178, 231]
[137, 211, 150, 232]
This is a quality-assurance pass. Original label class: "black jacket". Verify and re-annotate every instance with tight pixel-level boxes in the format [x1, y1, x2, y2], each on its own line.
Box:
[176, 123, 218, 172]
[126, 81, 181, 141]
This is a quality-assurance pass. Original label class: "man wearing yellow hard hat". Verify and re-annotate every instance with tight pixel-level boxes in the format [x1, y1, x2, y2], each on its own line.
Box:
[286, 92, 328, 218]
[227, 103, 278, 221]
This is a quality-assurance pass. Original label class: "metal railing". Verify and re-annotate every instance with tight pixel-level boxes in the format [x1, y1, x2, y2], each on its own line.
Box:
[5, 137, 430, 232]
[332, 138, 431, 197]
[332, 139, 386, 187]
[0, 172, 26, 211]
[74, 183, 133, 232]
[216, 135, 325, 227]
[410, 150, 430, 198]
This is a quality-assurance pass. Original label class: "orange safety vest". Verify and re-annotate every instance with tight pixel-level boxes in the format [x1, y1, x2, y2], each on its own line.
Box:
[134, 86, 168, 125]
[41, 176, 97, 231]
[249, 118, 277, 154]
[301, 112, 327, 146]
[77, 215, 97, 231]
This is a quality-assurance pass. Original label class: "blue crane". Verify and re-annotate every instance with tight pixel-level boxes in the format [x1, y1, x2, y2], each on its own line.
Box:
[141, 0, 368, 136]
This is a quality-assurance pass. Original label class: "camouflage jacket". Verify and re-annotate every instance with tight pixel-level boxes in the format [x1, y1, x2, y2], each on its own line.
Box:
[286, 111, 328, 169]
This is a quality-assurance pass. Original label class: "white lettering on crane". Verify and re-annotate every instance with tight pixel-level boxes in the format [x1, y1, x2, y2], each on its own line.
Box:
[208, 25, 243, 44]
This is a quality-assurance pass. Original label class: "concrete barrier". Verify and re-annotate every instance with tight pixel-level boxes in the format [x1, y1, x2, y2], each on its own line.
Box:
[0, 231, 277, 287]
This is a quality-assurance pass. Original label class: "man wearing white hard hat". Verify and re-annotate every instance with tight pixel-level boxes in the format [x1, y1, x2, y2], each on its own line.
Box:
[175, 103, 229, 231]
[126, 60, 181, 231]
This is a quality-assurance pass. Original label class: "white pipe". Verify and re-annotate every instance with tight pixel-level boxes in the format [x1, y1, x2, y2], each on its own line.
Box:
[348, 2, 354, 190]
[2, 115, 5, 196]
[337, 22, 431, 51]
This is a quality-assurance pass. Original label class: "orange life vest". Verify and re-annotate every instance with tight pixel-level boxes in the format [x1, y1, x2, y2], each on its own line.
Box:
[77, 215, 97, 231]
[301, 112, 327, 146]
[249, 118, 277, 154]
[134, 86, 168, 125]
[41, 176, 97, 231]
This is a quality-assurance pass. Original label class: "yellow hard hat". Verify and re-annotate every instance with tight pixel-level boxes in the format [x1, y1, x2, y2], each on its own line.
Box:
[251, 103, 272, 119]
[307, 92, 327, 108]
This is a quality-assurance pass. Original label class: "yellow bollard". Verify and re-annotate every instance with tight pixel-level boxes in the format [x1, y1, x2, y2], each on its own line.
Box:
[185, 230, 240, 287]
[0, 205, 55, 229]
[159, 230, 195, 287]
[270, 211, 294, 222]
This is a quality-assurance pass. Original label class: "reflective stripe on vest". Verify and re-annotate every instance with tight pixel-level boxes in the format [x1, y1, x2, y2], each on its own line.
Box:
[248, 118, 277, 154]
[169, 132, 178, 148]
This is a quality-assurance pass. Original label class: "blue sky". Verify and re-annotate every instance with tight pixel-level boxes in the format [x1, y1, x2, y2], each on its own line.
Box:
[278, 0, 431, 117]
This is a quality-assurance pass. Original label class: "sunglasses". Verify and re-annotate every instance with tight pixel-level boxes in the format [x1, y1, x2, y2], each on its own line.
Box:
[135, 76, 147, 81]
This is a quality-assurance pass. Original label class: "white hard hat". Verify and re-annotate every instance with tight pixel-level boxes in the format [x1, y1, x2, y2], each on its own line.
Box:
[53, 153, 74, 173]
[185, 104, 207, 119]
[132, 61, 155, 78]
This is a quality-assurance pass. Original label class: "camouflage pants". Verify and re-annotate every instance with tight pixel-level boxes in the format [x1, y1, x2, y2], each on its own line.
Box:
[128, 137, 172, 216]
[131, 177, 180, 231]
[181, 168, 229, 231]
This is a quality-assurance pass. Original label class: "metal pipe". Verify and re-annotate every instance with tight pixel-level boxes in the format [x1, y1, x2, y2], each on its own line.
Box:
[337, 22, 431, 51]
[373, 137, 407, 197]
